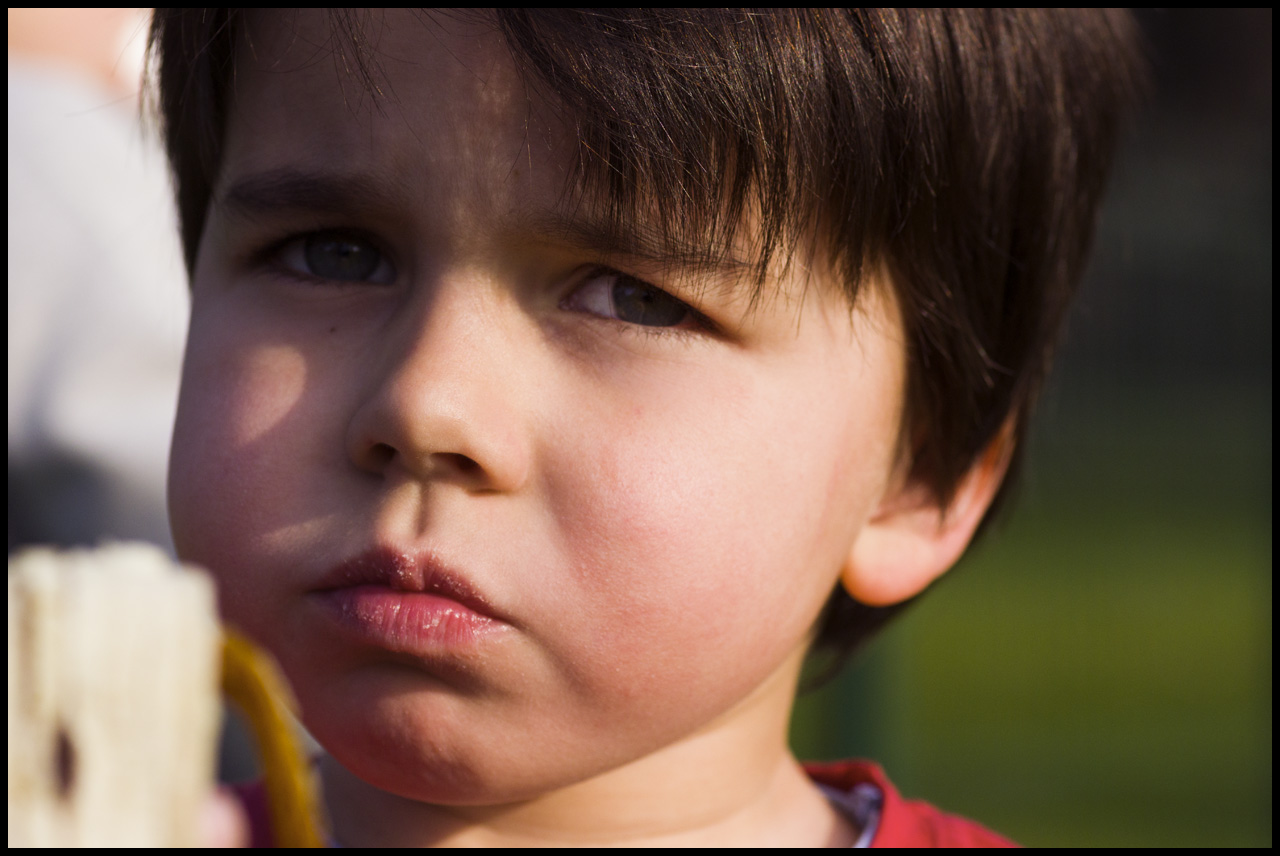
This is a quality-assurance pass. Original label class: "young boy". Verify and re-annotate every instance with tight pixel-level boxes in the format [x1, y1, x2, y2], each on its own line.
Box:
[149, 9, 1143, 847]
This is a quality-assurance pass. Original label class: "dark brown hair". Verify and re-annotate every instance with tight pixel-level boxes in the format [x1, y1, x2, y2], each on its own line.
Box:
[143, 9, 1147, 689]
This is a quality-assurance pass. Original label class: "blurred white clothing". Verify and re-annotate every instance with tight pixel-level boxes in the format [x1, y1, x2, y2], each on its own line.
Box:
[8, 56, 189, 554]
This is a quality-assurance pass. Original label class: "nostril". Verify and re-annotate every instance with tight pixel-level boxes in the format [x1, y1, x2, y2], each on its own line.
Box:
[437, 453, 479, 474]
[369, 443, 396, 468]
[364, 446, 479, 476]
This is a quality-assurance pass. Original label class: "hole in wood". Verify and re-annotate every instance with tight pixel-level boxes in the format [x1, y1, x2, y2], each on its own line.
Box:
[55, 724, 76, 798]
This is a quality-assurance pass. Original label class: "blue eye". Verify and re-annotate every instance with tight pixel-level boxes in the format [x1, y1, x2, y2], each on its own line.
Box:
[276, 231, 395, 285]
[567, 268, 694, 329]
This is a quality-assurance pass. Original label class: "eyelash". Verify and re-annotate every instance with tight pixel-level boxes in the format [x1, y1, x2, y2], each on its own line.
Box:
[564, 266, 716, 343]
[255, 228, 395, 288]
[253, 230, 715, 342]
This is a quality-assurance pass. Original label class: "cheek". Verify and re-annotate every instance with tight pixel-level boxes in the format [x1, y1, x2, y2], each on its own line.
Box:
[539, 374, 870, 701]
[167, 309, 311, 620]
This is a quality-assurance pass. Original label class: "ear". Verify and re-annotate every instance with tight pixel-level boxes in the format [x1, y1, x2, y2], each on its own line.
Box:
[840, 420, 1016, 607]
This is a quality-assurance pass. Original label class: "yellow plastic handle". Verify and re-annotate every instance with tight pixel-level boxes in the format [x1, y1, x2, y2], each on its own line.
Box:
[221, 630, 328, 847]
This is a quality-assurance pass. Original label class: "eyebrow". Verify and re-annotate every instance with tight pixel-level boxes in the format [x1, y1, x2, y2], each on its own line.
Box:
[518, 210, 755, 278]
[217, 167, 402, 220]
[217, 166, 756, 278]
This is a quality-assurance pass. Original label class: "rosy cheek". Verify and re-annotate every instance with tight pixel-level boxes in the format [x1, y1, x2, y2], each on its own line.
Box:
[169, 334, 312, 606]
[216, 340, 312, 443]
[575, 390, 866, 675]
[541, 419, 785, 682]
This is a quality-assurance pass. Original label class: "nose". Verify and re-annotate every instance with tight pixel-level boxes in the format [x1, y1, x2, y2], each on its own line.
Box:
[345, 273, 533, 493]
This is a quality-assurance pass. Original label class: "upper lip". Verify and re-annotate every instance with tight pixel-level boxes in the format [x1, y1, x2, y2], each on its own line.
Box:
[313, 545, 506, 622]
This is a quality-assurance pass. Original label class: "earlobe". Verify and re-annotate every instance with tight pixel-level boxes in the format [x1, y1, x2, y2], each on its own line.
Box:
[840, 422, 1015, 607]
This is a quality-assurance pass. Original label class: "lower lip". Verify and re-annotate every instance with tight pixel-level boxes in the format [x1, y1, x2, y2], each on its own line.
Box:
[313, 586, 508, 652]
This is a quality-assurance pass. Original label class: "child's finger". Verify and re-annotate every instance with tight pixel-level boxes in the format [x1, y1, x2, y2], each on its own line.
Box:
[201, 786, 249, 848]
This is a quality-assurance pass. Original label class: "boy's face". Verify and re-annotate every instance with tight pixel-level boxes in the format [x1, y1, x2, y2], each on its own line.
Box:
[170, 11, 907, 805]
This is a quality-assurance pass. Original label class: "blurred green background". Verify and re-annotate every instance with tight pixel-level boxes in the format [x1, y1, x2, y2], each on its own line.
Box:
[790, 9, 1272, 847]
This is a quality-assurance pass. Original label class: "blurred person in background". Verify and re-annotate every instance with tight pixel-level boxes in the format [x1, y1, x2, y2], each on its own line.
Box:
[9, 12, 263, 825]
[8, 8, 188, 555]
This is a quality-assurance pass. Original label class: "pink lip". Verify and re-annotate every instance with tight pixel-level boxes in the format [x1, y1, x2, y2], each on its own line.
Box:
[310, 546, 510, 652]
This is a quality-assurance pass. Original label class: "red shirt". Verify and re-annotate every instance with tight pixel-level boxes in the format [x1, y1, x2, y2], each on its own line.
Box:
[233, 759, 1018, 847]
[804, 759, 1020, 847]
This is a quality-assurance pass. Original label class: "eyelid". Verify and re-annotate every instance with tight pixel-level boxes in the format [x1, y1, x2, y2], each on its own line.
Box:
[261, 228, 396, 286]
[565, 265, 718, 334]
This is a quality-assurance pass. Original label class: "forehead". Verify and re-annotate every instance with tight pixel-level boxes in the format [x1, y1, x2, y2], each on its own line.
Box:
[234, 10, 537, 135]
[220, 9, 845, 315]
[227, 10, 567, 212]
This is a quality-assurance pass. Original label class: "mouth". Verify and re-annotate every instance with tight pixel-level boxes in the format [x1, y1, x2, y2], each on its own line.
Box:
[310, 545, 511, 652]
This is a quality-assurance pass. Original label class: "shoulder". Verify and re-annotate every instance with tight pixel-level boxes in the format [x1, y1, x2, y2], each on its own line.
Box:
[804, 759, 1020, 848]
